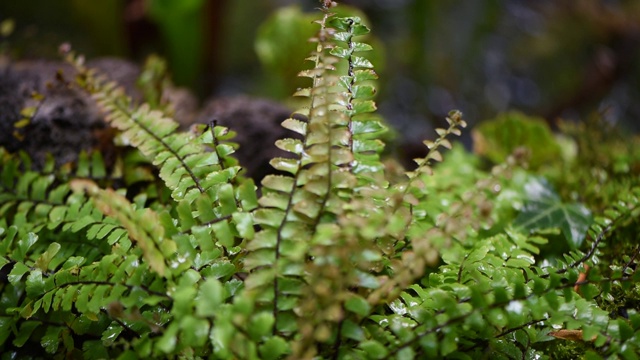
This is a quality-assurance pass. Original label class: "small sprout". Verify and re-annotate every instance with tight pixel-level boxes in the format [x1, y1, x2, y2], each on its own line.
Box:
[447, 109, 464, 125]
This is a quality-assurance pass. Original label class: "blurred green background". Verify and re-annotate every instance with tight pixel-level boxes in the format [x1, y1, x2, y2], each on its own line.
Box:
[2, 0, 639, 142]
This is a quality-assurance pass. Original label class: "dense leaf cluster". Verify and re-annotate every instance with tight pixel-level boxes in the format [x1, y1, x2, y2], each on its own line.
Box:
[1, 2, 639, 359]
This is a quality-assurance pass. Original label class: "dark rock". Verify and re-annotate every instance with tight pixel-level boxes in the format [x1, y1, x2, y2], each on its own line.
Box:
[0, 60, 105, 167]
[0, 58, 197, 169]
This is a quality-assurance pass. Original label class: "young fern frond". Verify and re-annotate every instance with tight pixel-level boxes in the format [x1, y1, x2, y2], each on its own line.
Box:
[403, 110, 467, 205]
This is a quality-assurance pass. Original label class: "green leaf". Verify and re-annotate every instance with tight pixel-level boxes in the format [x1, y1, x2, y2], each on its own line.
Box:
[156, 322, 179, 354]
[211, 220, 234, 249]
[8, 262, 30, 285]
[176, 200, 195, 230]
[196, 194, 217, 223]
[41, 326, 63, 354]
[269, 157, 299, 174]
[345, 295, 371, 317]
[248, 312, 275, 341]
[0, 257, 9, 274]
[276, 138, 304, 155]
[193, 225, 215, 251]
[83, 340, 111, 359]
[351, 56, 374, 69]
[35, 243, 61, 271]
[330, 46, 352, 59]
[351, 118, 386, 135]
[180, 316, 210, 347]
[349, 100, 377, 116]
[359, 340, 388, 359]
[13, 321, 39, 347]
[196, 278, 228, 316]
[514, 177, 592, 249]
[259, 336, 290, 360]
[101, 323, 123, 345]
[342, 319, 365, 341]
[211, 320, 234, 358]
[232, 212, 254, 240]
[237, 179, 259, 211]
[583, 351, 604, 360]
[26, 269, 46, 298]
[441, 331, 458, 356]
[352, 85, 376, 99]
[91, 151, 107, 178]
[217, 183, 237, 216]
[616, 318, 635, 342]
[15, 232, 38, 262]
[281, 118, 307, 136]
[202, 262, 235, 280]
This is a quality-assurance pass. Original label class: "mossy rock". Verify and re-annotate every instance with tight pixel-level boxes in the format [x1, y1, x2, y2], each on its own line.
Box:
[472, 111, 562, 169]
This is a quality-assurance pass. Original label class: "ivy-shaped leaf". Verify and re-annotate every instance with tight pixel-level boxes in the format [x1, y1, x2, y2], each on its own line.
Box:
[514, 177, 592, 249]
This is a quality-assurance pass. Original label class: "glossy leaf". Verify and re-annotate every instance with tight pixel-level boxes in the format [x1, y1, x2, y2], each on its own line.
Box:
[514, 177, 592, 249]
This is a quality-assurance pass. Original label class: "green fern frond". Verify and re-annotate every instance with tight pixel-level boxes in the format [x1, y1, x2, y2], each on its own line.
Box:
[0, 148, 129, 261]
[367, 186, 640, 358]
[245, 9, 347, 337]
[69, 55, 260, 257]
[70, 180, 178, 278]
[68, 54, 241, 205]
[245, 12, 401, 358]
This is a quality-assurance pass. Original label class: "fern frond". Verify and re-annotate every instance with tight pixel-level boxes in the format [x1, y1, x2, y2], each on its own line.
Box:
[68, 56, 261, 260]
[245, 9, 349, 339]
[0, 148, 130, 261]
[70, 179, 178, 278]
[67, 54, 241, 205]
[402, 110, 467, 204]
[249, 13, 398, 358]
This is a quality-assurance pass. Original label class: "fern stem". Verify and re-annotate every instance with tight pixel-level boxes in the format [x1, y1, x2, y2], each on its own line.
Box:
[100, 309, 142, 339]
[621, 245, 640, 275]
[330, 316, 345, 360]
[343, 18, 356, 172]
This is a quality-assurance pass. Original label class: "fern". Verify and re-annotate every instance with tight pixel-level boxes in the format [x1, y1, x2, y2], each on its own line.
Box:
[1, 1, 640, 359]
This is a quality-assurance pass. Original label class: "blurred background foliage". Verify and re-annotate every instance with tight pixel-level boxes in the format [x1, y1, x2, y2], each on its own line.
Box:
[2, 0, 640, 143]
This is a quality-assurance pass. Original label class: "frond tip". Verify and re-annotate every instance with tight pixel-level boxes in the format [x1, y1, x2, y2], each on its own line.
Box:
[406, 110, 467, 184]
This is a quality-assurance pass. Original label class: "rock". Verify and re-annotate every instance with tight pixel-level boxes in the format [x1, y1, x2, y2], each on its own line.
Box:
[0, 58, 197, 168]
[0, 60, 106, 167]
